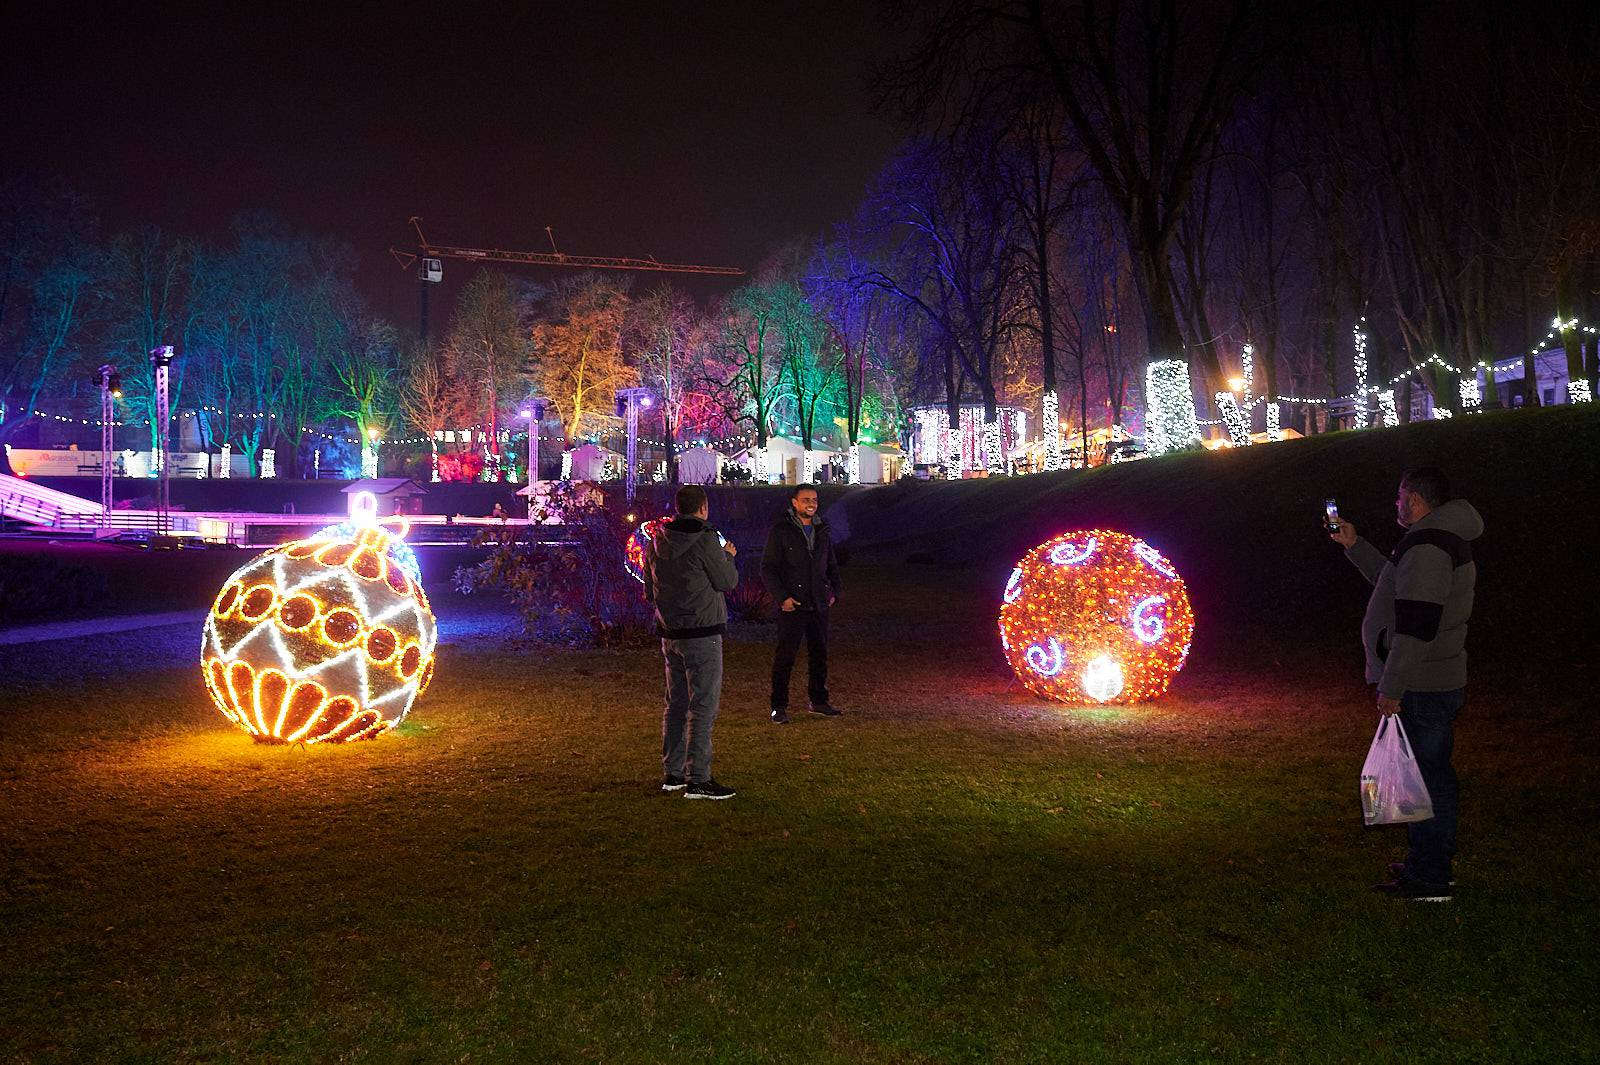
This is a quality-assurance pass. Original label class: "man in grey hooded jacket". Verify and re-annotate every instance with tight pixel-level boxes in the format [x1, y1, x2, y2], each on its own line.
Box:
[1331, 466, 1483, 901]
[644, 484, 741, 799]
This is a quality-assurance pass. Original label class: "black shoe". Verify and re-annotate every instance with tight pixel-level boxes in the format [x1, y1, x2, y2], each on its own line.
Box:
[685, 779, 736, 800]
[1372, 875, 1452, 902]
[770, 708, 790, 724]
[1386, 862, 1454, 887]
[662, 775, 687, 792]
[808, 704, 842, 716]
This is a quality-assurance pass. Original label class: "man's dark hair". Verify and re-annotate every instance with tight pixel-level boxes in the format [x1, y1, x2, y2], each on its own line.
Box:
[1402, 466, 1452, 506]
[675, 484, 708, 515]
[789, 483, 818, 500]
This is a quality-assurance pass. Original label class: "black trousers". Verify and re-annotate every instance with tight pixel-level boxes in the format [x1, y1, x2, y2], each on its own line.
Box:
[770, 608, 829, 710]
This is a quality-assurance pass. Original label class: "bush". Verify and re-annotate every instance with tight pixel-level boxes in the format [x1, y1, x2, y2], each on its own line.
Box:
[726, 554, 774, 623]
[0, 556, 109, 624]
[453, 482, 653, 647]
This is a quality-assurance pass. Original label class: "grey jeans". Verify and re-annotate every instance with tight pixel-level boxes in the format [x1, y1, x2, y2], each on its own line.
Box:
[661, 635, 723, 783]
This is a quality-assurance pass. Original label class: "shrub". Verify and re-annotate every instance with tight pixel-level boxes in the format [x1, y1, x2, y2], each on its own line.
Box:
[726, 553, 774, 623]
[453, 482, 653, 647]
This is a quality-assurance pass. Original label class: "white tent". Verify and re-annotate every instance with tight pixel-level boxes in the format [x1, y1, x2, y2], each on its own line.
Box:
[857, 444, 906, 484]
[731, 439, 805, 484]
[754, 437, 808, 484]
[675, 445, 723, 484]
[566, 443, 621, 481]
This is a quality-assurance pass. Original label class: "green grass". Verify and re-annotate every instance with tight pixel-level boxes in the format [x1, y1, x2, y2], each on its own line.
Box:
[3, 552, 1597, 1062]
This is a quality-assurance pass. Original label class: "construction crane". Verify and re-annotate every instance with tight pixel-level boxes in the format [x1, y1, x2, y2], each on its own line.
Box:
[390, 217, 744, 336]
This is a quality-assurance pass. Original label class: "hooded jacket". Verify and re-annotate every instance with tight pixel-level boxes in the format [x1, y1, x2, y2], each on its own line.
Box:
[1345, 498, 1483, 697]
[643, 516, 739, 639]
[761, 508, 841, 612]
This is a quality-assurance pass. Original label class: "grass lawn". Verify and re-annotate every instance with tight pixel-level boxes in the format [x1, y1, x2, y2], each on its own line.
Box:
[3, 549, 1596, 1062]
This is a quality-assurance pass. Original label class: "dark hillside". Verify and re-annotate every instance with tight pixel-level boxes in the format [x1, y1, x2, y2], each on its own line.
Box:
[838, 406, 1600, 689]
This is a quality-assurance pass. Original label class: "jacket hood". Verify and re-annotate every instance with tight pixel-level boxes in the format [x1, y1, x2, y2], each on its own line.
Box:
[1412, 498, 1483, 541]
[658, 516, 715, 559]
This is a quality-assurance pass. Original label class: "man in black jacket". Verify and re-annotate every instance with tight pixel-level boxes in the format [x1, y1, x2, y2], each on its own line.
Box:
[644, 485, 740, 799]
[761, 484, 843, 723]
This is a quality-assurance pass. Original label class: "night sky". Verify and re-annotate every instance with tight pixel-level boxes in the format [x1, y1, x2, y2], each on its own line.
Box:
[4, 1, 907, 321]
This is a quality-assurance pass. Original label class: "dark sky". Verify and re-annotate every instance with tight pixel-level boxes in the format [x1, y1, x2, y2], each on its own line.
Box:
[4, 1, 909, 324]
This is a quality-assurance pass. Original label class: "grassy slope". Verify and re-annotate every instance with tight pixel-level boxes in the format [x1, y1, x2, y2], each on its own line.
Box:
[841, 405, 1600, 687]
[1, 411, 1597, 1062]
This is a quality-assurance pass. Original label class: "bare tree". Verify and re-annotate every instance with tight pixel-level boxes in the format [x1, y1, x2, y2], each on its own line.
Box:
[624, 282, 701, 480]
[442, 269, 532, 474]
[859, 135, 1021, 468]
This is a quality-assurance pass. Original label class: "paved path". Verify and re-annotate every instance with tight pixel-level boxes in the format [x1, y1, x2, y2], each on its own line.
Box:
[0, 609, 209, 646]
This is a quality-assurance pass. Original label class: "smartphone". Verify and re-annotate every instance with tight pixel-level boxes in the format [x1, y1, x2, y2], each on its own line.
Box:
[1324, 498, 1341, 533]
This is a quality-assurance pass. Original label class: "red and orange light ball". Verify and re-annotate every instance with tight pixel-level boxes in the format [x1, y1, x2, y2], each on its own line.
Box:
[998, 529, 1194, 705]
[625, 517, 669, 584]
[200, 517, 437, 743]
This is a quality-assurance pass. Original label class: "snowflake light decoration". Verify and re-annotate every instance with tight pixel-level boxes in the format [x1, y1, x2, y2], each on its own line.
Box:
[199, 507, 437, 744]
[998, 529, 1195, 705]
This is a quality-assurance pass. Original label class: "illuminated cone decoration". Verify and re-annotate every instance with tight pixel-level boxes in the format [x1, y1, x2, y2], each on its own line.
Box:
[201, 511, 437, 743]
[998, 529, 1194, 705]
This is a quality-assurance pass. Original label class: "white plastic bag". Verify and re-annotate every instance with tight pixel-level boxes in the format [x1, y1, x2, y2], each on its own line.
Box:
[1360, 716, 1434, 826]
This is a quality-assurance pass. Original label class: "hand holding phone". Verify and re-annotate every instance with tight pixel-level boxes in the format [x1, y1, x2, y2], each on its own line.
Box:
[1325, 499, 1358, 547]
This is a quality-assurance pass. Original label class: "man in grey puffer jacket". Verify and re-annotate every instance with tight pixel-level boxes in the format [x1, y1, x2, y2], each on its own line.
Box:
[1331, 466, 1482, 901]
[644, 485, 740, 799]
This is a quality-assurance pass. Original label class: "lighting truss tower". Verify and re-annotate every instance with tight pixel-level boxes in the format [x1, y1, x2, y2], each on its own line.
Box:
[151, 346, 175, 534]
[97, 364, 120, 524]
[614, 388, 655, 501]
[518, 397, 551, 516]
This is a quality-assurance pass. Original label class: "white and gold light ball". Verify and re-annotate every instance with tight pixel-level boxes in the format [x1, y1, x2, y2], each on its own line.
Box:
[200, 517, 436, 743]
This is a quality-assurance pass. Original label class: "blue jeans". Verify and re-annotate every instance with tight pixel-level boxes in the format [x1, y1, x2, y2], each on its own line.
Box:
[1398, 688, 1464, 886]
[662, 635, 723, 784]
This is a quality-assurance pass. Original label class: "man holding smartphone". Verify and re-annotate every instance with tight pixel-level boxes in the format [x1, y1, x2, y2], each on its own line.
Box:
[1329, 467, 1482, 901]
[645, 484, 740, 799]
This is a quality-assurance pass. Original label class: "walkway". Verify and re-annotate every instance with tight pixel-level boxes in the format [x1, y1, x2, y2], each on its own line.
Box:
[0, 609, 209, 646]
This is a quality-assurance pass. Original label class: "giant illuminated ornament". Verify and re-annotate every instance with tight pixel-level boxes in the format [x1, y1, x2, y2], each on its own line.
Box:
[200, 493, 437, 743]
[998, 529, 1195, 705]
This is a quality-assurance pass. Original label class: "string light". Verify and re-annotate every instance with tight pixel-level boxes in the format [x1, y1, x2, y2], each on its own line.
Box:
[218, 443, 231, 479]
[260, 448, 276, 478]
[1378, 391, 1399, 428]
[200, 506, 436, 744]
[1265, 402, 1282, 441]
[982, 417, 1003, 475]
[1144, 360, 1201, 456]
[1213, 392, 1251, 447]
[1352, 319, 1370, 426]
[1041, 390, 1062, 471]
[998, 529, 1195, 705]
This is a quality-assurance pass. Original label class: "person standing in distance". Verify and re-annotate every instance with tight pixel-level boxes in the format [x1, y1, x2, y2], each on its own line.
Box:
[762, 484, 843, 723]
[644, 484, 740, 799]
[1329, 467, 1481, 901]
